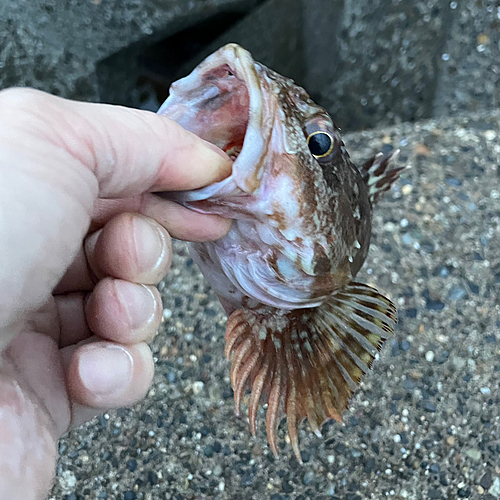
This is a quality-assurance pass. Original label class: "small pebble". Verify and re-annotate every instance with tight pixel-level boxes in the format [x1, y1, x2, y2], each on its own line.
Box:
[484, 130, 497, 141]
[452, 356, 466, 370]
[479, 472, 493, 490]
[162, 308, 172, 321]
[402, 233, 413, 245]
[425, 351, 435, 362]
[480, 387, 491, 395]
[465, 449, 481, 462]
[303, 471, 314, 486]
[430, 464, 440, 474]
[424, 401, 437, 412]
[448, 286, 467, 301]
[59, 471, 77, 491]
[401, 340, 411, 351]
[192, 381, 204, 395]
[488, 477, 500, 497]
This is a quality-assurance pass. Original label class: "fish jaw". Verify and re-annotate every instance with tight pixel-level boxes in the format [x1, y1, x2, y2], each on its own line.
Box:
[158, 43, 271, 195]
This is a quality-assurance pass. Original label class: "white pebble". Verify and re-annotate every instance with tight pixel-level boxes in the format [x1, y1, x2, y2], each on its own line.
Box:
[163, 308, 173, 320]
[480, 387, 491, 395]
[484, 130, 497, 141]
[192, 381, 204, 395]
[59, 471, 76, 491]
[394, 434, 401, 443]
[425, 351, 435, 362]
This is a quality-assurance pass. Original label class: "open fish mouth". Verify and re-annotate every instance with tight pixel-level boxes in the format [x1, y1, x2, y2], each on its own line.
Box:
[158, 44, 269, 195]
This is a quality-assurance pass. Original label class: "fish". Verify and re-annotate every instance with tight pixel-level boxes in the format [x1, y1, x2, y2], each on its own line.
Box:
[157, 43, 404, 462]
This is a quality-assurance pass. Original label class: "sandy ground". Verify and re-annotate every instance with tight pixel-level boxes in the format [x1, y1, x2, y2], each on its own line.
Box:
[50, 109, 500, 500]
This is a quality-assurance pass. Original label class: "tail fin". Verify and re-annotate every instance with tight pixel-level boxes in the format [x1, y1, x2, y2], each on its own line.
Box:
[225, 282, 397, 462]
[360, 149, 405, 204]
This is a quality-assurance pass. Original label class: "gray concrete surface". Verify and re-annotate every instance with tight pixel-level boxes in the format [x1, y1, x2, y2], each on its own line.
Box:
[2, 0, 499, 130]
[50, 109, 500, 500]
[0, 0, 260, 100]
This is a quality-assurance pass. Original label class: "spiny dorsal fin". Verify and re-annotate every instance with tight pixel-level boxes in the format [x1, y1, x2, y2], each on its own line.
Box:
[360, 149, 405, 204]
[224, 282, 397, 462]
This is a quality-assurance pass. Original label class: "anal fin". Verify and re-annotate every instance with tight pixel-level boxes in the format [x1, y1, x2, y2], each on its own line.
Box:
[224, 282, 397, 462]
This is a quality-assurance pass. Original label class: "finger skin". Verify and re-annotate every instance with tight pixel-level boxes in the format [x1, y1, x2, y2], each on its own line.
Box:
[90, 194, 232, 240]
[5, 332, 71, 437]
[0, 87, 234, 500]
[85, 279, 162, 344]
[55, 293, 92, 347]
[0, 358, 57, 500]
[0, 87, 232, 195]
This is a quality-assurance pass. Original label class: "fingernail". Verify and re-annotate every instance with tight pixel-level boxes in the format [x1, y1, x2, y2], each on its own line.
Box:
[202, 140, 231, 161]
[115, 281, 157, 331]
[78, 344, 133, 396]
[133, 217, 166, 273]
[200, 141, 233, 181]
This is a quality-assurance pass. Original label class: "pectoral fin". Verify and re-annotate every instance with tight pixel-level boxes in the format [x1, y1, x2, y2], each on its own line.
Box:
[224, 282, 397, 462]
[360, 150, 405, 204]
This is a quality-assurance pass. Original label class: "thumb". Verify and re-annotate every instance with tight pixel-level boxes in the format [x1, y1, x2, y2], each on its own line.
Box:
[0, 88, 232, 196]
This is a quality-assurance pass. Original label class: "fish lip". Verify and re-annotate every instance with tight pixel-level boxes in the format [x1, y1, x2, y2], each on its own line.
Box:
[220, 44, 266, 193]
[158, 43, 268, 195]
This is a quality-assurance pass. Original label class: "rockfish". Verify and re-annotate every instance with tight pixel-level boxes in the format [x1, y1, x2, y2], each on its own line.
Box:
[158, 44, 403, 461]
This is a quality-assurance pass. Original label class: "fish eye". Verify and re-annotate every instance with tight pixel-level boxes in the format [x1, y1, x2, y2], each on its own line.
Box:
[306, 131, 334, 158]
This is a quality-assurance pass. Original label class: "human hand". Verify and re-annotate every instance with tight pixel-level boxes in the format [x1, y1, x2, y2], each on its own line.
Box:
[0, 88, 232, 499]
